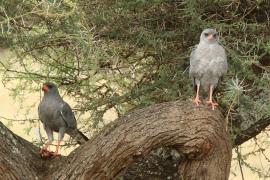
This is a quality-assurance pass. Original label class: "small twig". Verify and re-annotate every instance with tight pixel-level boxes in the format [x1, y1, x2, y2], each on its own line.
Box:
[236, 147, 245, 180]
[0, 115, 38, 122]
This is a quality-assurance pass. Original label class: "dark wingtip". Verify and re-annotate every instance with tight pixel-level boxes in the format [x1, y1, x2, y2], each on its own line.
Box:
[77, 130, 89, 143]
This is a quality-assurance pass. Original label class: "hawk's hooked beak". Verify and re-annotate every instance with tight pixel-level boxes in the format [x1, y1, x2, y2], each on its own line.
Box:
[207, 33, 214, 40]
[42, 84, 49, 92]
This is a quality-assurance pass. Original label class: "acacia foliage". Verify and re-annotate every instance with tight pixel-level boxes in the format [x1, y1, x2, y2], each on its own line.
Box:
[0, 0, 270, 141]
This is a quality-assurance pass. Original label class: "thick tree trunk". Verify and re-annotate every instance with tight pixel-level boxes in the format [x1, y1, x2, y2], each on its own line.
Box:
[0, 100, 232, 180]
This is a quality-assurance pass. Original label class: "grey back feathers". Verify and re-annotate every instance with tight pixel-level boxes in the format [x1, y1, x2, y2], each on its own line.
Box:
[189, 29, 228, 92]
[38, 82, 88, 144]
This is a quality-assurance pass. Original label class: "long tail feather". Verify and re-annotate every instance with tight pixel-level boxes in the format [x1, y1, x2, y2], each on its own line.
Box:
[67, 129, 89, 145]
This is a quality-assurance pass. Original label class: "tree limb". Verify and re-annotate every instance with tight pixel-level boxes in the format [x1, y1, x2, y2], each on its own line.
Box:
[1, 100, 232, 179]
[233, 116, 270, 147]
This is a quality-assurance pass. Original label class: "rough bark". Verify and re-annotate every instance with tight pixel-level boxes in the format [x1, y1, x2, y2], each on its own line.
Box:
[0, 100, 232, 180]
[0, 121, 41, 179]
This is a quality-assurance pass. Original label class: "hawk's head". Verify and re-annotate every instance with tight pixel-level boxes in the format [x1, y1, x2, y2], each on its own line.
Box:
[200, 28, 219, 44]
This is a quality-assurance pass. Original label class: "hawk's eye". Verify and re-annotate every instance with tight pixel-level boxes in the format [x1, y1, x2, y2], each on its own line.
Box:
[213, 33, 219, 38]
[204, 33, 208, 36]
[47, 84, 53, 88]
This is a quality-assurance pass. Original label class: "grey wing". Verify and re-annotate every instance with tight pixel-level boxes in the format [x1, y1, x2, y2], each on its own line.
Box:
[189, 45, 202, 87]
[38, 104, 44, 123]
[189, 45, 201, 78]
[59, 102, 77, 129]
[211, 46, 228, 77]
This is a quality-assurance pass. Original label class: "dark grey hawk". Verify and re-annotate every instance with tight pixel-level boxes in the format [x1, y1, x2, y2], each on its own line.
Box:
[38, 82, 88, 157]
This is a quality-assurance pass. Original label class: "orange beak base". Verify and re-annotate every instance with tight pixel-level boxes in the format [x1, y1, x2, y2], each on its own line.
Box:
[42, 85, 49, 92]
[207, 33, 214, 40]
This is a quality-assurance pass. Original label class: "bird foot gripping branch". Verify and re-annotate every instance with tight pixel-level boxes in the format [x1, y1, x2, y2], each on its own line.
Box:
[190, 98, 218, 110]
[206, 100, 218, 110]
[38, 149, 60, 159]
[192, 98, 201, 106]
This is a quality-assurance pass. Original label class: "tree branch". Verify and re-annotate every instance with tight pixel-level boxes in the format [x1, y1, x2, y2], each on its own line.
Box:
[52, 100, 232, 179]
[1, 100, 233, 179]
[233, 116, 270, 147]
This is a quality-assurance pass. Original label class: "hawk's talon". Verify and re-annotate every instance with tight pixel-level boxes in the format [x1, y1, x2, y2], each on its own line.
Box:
[192, 98, 201, 106]
[52, 152, 60, 158]
[39, 148, 60, 159]
[206, 100, 218, 110]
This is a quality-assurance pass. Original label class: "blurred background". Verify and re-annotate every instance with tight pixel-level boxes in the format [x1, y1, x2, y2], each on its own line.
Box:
[0, 0, 270, 179]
